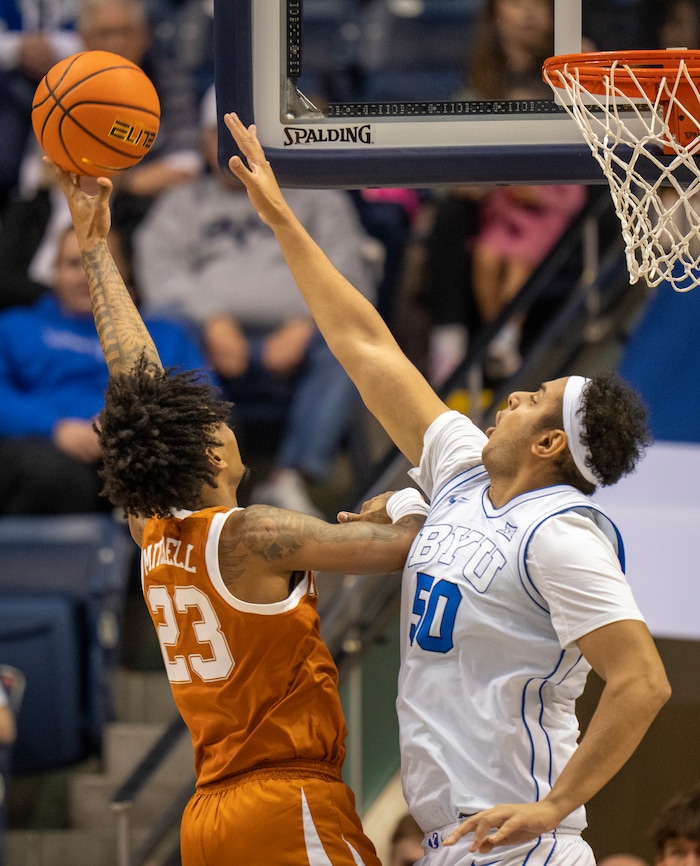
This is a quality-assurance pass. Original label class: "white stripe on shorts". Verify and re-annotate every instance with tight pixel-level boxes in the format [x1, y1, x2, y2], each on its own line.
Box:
[300, 787, 372, 866]
[301, 788, 333, 866]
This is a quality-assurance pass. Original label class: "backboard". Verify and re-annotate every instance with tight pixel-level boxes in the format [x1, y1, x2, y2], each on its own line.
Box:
[213, 0, 618, 188]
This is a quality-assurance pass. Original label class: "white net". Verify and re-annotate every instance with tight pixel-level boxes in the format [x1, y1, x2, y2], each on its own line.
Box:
[544, 54, 700, 292]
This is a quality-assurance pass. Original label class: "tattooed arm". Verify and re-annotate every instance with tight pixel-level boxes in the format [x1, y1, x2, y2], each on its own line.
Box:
[218, 504, 424, 603]
[49, 165, 161, 375]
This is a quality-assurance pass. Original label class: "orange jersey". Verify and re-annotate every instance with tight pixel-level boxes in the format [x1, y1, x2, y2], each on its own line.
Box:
[140, 506, 347, 786]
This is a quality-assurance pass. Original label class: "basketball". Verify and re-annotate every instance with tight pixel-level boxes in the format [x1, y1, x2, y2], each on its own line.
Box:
[31, 50, 161, 177]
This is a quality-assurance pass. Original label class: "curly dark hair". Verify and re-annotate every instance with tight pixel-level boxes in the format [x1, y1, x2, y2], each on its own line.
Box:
[544, 371, 652, 494]
[580, 371, 652, 487]
[96, 355, 234, 517]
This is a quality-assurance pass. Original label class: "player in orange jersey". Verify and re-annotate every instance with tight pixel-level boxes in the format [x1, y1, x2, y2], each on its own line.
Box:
[50, 160, 428, 866]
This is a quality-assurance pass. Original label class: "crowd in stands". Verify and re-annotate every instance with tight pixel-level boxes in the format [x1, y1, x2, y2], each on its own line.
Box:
[0, 0, 694, 517]
[133, 83, 376, 516]
[0, 221, 211, 514]
[0, 1, 697, 860]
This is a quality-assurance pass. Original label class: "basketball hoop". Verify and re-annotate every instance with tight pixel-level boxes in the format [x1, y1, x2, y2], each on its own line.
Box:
[543, 49, 700, 292]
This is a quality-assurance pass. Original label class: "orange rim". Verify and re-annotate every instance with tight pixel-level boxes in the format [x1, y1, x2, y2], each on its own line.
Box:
[543, 49, 700, 98]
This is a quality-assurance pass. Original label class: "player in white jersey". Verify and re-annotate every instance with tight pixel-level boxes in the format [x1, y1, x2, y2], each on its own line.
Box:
[224, 115, 672, 866]
[399, 410, 644, 842]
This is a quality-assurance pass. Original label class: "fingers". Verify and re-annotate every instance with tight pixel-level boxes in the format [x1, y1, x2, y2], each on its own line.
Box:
[224, 112, 256, 150]
[227, 153, 245, 180]
[443, 817, 474, 848]
[445, 812, 532, 853]
[444, 804, 555, 853]
[224, 112, 265, 172]
[43, 156, 76, 192]
[337, 511, 361, 523]
[96, 175, 114, 201]
[223, 111, 241, 135]
[42, 156, 113, 199]
[443, 830, 496, 852]
[43, 156, 79, 188]
[469, 828, 500, 853]
[443, 813, 500, 852]
[360, 491, 393, 510]
[224, 112, 250, 159]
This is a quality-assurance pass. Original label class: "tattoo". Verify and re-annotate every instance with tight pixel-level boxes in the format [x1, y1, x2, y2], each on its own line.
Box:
[216, 537, 251, 583]
[220, 504, 423, 570]
[83, 240, 161, 374]
[235, 506, 307, 562]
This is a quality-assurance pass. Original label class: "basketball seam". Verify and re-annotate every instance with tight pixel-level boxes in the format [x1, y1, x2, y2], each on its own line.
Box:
[31, 52, 160, 175]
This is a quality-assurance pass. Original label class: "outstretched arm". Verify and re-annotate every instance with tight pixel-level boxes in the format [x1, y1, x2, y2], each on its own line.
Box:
[49, 163, 162, 376]
[224, 114, 449, 467]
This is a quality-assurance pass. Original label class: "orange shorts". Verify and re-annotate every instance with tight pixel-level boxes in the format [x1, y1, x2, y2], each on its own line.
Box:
[180, 760, 381, 866]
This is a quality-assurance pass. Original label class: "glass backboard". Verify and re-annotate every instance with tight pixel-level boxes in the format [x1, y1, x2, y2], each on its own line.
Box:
[213, 0, 653, 188]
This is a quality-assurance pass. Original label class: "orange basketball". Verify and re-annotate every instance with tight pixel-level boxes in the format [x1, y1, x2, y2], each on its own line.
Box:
[32, 50, 161, 177]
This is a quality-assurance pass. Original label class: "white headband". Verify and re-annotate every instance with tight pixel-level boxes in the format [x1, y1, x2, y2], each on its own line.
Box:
[562, 376, 598, 486]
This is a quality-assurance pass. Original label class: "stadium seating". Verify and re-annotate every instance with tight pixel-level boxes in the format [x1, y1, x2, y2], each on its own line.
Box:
[0, 515, 132, 772]
[293, 0, 364, 103]
[0, 664, 23, 860]
[292, 0, 479, 105]
[358, 0, 479, 102]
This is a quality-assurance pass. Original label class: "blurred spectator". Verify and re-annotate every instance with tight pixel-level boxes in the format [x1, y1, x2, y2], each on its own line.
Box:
[598, 856, 649, 866]
[0, 0, 81, 206]
[655, 0, 700, 49]
[75, 0, 202, 249]
[649, 0, 700, 49]
[470, 138, 586, 377]
[422, 0, 586, 384]
[0, 224, 213, 515]
[464, 0, 554, 100]
[423, 0, 556, 383]
[422, 186, 482, 384]
[652, 782, 700, 866]
[0, 671, 18, 866]
[350, 186, 422, 329]
[0, 158, 78, 310]
[0, 685, 14, 748]
[134, 85, 376, 516]
[583, 0, 650, 51]
[389, 812, 424, 866]
[167, 0, 214, 102]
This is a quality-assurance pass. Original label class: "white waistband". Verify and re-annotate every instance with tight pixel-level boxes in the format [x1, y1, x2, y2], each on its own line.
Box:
[422, 823, 583, 851]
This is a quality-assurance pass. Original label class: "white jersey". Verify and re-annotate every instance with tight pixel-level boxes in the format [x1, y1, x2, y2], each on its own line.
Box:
[401, 411, 645, 835]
